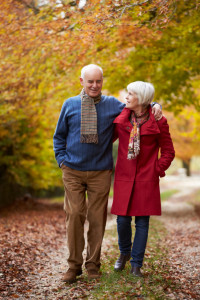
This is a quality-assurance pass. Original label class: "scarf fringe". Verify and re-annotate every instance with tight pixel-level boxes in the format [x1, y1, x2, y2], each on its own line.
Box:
[80, 134, 98, 144]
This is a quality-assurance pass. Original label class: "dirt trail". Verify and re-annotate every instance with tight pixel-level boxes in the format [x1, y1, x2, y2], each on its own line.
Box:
[1, 175, 200, 299]
[160, 175, 200, 216]
[158, 175, 200, 299]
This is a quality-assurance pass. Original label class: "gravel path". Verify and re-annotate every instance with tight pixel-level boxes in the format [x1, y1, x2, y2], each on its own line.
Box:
[1, 175, 199, 299]
[158, 175, 200, 299]
[15, 205, 117, 300]
[27, 175, 200, 299]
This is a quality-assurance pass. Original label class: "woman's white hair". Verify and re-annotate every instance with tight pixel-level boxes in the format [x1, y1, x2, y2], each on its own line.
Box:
[127, 81, 155, 106]
[81, 64, 103, 79]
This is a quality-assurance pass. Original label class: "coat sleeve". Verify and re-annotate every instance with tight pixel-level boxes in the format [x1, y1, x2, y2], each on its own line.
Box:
[53, 101, 68, 167]
[156, 117, 175, 177]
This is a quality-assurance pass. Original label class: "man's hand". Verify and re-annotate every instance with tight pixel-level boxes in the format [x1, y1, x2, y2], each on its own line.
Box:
[152, 104, 162, 121]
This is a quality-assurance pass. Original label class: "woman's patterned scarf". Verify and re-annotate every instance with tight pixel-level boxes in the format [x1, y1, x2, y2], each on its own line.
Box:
[127, 109, 149, 160]
[80, 88, 101, 144]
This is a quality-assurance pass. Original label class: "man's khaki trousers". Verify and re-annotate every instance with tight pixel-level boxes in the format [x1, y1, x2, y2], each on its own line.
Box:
[61, 165, 112, 271]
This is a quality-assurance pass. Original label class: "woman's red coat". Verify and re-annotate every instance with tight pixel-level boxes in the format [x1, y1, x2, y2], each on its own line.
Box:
[111, 107, 175, 216]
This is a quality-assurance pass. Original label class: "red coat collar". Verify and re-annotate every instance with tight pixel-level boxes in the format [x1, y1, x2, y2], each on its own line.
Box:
[113, 106, 160, 135]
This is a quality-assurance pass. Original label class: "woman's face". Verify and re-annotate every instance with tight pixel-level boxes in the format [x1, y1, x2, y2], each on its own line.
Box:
[125, 91, 139, 110]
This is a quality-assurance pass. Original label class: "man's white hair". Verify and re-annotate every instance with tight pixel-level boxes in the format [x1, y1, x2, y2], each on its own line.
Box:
[81, 64, 103, 79]
[127, 81, 155, 106]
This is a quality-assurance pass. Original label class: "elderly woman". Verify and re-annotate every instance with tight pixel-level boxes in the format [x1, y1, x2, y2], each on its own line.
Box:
[111, 81, 175, 277]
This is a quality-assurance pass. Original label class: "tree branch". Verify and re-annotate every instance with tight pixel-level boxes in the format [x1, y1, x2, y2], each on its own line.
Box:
[17, 0, 40, 14]
[119, 0, 151, 18]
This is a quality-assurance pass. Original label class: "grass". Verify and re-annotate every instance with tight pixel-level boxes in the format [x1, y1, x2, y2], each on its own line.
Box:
[89, 217, 177, 299]
[50, 188, 177, 204]
[193, 189, 200, 202]
[109, 186, 113, 197]
[50, 186, 177, 203]
[48, 196, 64, 203]
[48, 186, 114, 204]
[49, 190, 181, 298]
[160, 189, 178, 201]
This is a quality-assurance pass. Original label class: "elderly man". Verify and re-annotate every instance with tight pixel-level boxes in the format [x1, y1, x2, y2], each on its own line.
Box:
[53, 64, 162, 283]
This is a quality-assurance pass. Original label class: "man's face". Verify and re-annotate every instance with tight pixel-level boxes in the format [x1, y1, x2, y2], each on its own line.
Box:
[80, 68, 103, 97]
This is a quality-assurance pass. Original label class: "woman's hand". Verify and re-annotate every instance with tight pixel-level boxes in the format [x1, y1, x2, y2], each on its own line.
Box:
[152, 104, 162, 121]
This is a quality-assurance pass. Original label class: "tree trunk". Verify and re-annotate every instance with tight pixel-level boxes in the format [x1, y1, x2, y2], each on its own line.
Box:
[182, 158, 191, 176]
[0, 168, 26, 208]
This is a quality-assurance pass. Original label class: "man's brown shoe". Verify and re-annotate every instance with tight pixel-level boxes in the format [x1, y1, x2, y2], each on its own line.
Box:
[87, 269, 101, 280]
[62, 269, 82, 283]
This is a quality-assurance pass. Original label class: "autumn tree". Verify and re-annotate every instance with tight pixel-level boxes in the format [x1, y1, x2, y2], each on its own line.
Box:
[103, 0, 200, 112]
[164, 109, 200, 176]
[1, 0, 199, 206]
[0, 0, 176, 206]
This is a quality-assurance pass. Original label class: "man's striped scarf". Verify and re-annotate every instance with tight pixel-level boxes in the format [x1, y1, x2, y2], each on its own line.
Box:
[80, 88, 101, 144]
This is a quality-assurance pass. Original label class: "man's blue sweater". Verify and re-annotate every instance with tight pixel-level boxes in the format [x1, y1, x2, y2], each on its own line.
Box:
[53, 95, 125, 171]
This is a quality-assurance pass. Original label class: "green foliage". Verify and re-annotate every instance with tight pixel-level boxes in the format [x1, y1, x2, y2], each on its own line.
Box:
[104, 1, 200, 112]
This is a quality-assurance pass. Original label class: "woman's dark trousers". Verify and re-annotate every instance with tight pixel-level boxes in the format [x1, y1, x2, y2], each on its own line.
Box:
[117, 215, 150, 267]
